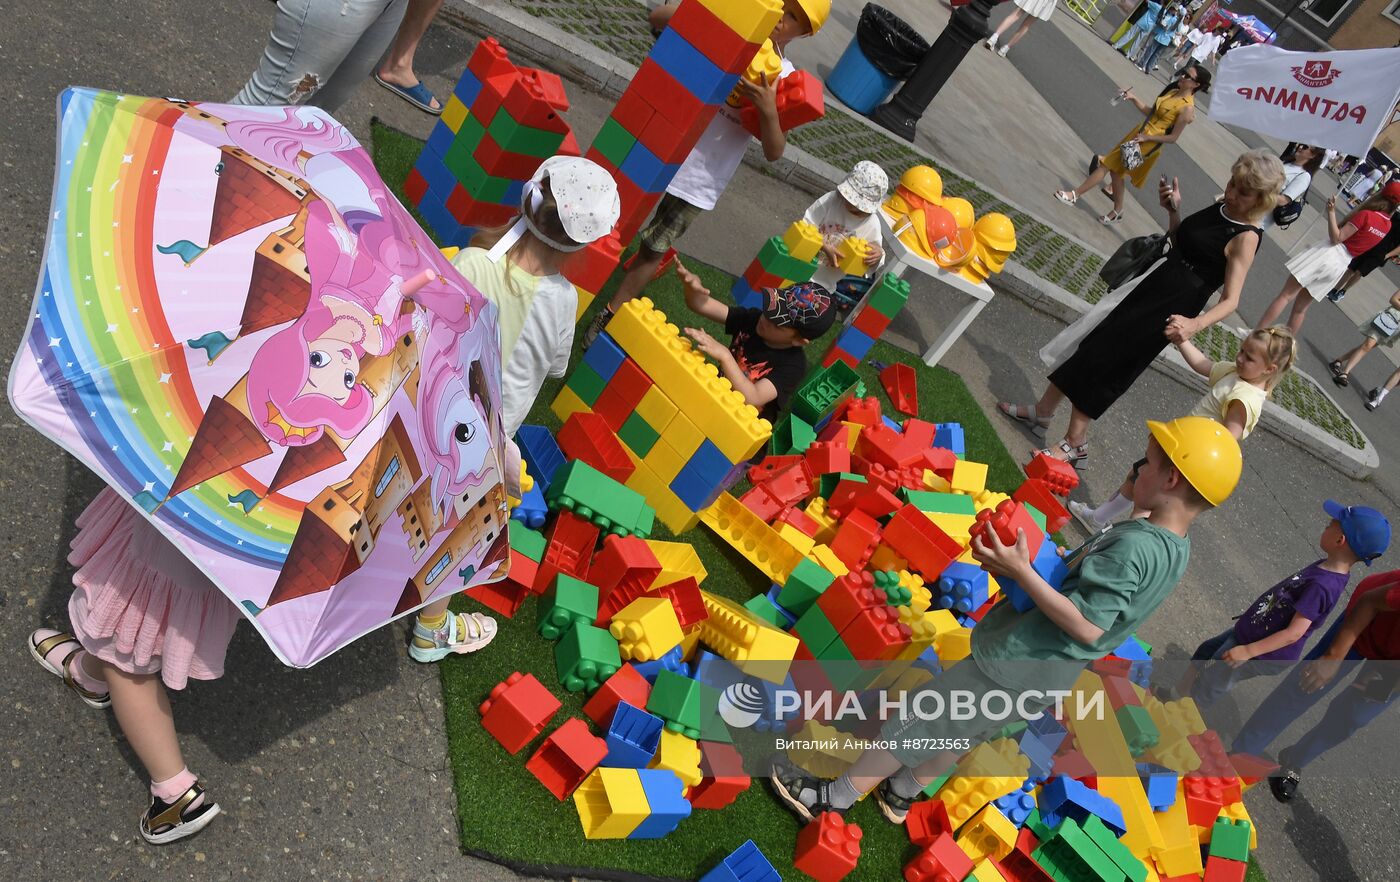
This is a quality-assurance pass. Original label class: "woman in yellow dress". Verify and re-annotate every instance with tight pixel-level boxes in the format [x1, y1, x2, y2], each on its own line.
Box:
[1054, 65, 1209, 225]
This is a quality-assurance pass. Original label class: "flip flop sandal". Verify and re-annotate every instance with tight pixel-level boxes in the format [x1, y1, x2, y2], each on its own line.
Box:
[996, 401, 1051, 438]
[28, 629, 111, 709]
[373, 74, 443, 115]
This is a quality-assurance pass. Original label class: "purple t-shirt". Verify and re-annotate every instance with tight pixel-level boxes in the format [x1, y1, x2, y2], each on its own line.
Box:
[1232, 561, 1349, 661]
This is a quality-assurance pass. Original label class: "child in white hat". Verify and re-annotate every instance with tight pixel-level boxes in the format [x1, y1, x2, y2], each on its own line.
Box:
[801, 160, 889, 294]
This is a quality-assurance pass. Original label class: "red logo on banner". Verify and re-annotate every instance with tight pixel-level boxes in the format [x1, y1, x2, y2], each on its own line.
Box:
[1292, 60, 1342, 88]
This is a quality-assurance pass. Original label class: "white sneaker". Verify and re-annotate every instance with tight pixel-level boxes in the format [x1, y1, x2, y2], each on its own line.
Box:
[983, 34, 998, 50]
[997, 45, 1010, 58]
[1068, 500, 1107, 532]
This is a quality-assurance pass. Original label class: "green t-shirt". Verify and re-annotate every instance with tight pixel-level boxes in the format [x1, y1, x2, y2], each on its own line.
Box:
[972, 519, 1191, 694]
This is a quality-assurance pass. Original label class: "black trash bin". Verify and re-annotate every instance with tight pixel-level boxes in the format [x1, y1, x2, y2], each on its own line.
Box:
[828, 5, 930, 113]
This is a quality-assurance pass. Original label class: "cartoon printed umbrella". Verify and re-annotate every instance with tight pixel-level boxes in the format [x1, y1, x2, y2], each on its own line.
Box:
[8, 88, 512, 666]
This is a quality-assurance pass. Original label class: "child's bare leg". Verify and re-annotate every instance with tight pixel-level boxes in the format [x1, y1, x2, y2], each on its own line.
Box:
[1340, 339, 1377, 374]
[1004, 17, 1036, 49]
[608, 247, 665, 312]
[1286, 290, 1314, 334]
[103, 664, 185, 783]
[1257, 277, 1303, 329]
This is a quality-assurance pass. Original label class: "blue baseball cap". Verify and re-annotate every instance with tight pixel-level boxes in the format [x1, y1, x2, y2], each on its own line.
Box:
[1323, 500, 1391, 564]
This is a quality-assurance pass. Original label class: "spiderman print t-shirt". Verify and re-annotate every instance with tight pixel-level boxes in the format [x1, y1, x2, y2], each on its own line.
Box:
[724, 307, 808, 425]
[1232, 561, 1349, 661]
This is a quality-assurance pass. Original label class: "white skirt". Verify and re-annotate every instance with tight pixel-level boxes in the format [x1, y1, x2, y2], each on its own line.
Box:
[1285, 241, 1351, 299]
[1014, 0, 1058, 21]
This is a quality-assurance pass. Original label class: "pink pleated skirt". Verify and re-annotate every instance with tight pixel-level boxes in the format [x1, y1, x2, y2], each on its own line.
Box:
[68, 488, 240, 690]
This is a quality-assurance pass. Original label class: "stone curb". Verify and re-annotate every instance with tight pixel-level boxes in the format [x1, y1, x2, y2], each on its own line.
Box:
[441, 0, 1377, 479]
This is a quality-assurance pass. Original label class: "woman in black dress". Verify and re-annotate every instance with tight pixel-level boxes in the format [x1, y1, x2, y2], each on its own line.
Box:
[999, 150, 1285, 468]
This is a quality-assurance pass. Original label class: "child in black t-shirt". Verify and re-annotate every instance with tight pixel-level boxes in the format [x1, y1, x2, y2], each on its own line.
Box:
[674, 261, 836, 424]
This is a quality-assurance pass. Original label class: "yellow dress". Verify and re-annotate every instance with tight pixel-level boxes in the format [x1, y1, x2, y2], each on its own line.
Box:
[1100, 91, 1193, 188]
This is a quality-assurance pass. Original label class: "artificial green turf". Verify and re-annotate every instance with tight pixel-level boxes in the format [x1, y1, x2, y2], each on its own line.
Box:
[371, 121, 1271, 882]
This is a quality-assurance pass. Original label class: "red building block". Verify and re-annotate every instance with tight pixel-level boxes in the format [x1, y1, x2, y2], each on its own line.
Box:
[805, 439, 851, 475]
[640, 110, 714, 164]
[1091, 655, 1132, 680]
[502, 546, 539, 596]
[690, 740, 750, 809]
[905, 798, 952, 847]
[1228, 752, 1280, 785]
[525, 717, 608, 799]
[666, 0, 763, 73]
[503, 75, 570, 132]
[1000, 850, 1054, 882]
[883, 505, 963, 578]
[1189, 731, 1240, 780]
[904, 833, 974, 882]
[840, 605, 912, 661]
[830, 510, 883, 571]
[592, 535, 663, 622]
[519, 66, 570, 112]
[1183, 776, 1237, 828]
[747, 455, 805, 485]
[1050, 748, 1097, 790]
[857, 424, 923, 471]
[817, 571, 890, 634]
[1013, 825, 1040, 856]
[608, 91, 656, 139]
[827, 478, 900, 520]
[1100, 675, 1141, 710]
[561, 230, 623, 295]
[631, 57, 708, 125]
[591, 358, 652, 431]
[535, 511, 599, 591]
[740, 484, 788, 523]
[1013, 478, 1071, 535]
[879, 363, 918, 416]
[480, 671, 562, 754]
[559, 412, 635, 483]
[582, 665, 652, 727]
[776, 506, 823, 538]
[473, 130, 552, 180]
[656, 577, 708, 630]
[1025, 452, 1080, 495]
[464, 581, 527, 619]
[404, 167, 429, 205]
[841, 396, 882, 427]
[794, 812, 862, 882]
[740, 69, 826, 135]
[756, 461, 815, 507]
[1203, 856, 1248, 882]
[467, 37, 515, 82]
[743, 260, 788, 292]
[972, 500, 1045, 560]
[852, 306, 893, 340]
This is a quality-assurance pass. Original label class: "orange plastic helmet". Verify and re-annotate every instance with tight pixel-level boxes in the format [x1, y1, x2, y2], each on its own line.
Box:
[942, 196, 975, 230]
[924, 205, 958, 250]
[934, 227, 976, 269]
[974, 212, 1017, 253]
[899, 166, 943, 204]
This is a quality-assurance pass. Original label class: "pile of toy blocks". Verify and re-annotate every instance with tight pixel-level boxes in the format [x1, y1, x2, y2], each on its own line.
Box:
[822, 273, 912, 369]
[548, 296, 774, 533]
[406, 38, 578, 247]
[730, 219, 824, 310]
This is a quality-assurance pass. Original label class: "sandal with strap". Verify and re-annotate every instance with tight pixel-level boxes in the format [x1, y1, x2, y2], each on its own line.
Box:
[1332, 372, 1350, 387]
[1054, 189, 1078, 205]
[1040, 439, 1090, 471]
[140, 782, 222, 845]
[1099, 210, 1123, 225]
[874, 779, 917, 825]
[408, 611, 498, 663]
[28, 629, 110, 709]
[996, 401, 1051, 438]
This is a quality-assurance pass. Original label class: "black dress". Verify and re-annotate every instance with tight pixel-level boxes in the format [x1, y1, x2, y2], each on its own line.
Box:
[1049, 204, 1260, 420]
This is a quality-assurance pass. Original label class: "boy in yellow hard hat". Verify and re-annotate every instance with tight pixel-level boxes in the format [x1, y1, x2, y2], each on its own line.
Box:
[582, 0, 830, 348]
[770, 416, 1242, 824]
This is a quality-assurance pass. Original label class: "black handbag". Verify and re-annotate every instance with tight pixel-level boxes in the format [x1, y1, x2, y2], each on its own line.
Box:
[1099, 233, 1170, 290]
[1272, 171, 1308, 228]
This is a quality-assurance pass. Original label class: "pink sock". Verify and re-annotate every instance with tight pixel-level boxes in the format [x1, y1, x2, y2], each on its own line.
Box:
[151, 768, 201, 807]
[69, 651, 108, 694]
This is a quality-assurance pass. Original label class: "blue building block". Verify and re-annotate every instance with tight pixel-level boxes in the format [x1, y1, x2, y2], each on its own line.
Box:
[501, 178, 525, 208]
[424, 122, 457, 162]
[686, 440, 734, 486]
[763, 584, 798, 629]
[995, 784, 1038, 828]
[755, 673, 800, 733]
[699, 840, 781, 882]
[933, 422, 965, 457]
[414, 152, 460, 200]
[629, 768, 693, 839]
[881, 415, 904, 433]
[1113, 635, 1154, 687]
[833, 325, 874, 360]
[601, 701, 664, 768]
[582, 332, 627, 381]
[1137, 763, 1178, 811]
[651, 29, 740, 105]
[619, 140, 680, 194]
[670, 465, 721, 511]
[936, 561, 989, 614]
[1038, 776, 1127, 838]
[999, 539, 1070, 613]
[1018, 713, 1067, 779]
[510, 482, 548, 529]
[632, 645, 692, 683]
[451, 68, 483, 107]
[913, 645, 943, 676]
[693, 651, 746, 693]
[515, 424, 565, 490]
[731, 276, 765, 311]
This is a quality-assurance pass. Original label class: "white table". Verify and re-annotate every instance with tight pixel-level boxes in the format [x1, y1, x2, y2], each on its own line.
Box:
[876, 208, 995, 367]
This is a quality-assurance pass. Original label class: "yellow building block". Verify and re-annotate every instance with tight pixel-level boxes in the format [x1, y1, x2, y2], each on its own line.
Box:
[786, 720, 861, 778]
[834, 236, 871, 275]
[957, 803, 1017, 863]
[441, 96, 468, 133]
[937, 626, 972, 662]
[649, 730, 702, 791]
[438, 246, 461, 260]
[609, 596, 684, 661]
[551, 385, 590, 423]
[623, 450, 700, 534]
[868, 543, 908, 571]
[807, 543, 848, 576]
[1143, 695, 1204, 773]
[573, 767, 649, 839]
[804, 498, 840, 545]
[895, 613, 939, 661]
[697, 0, 784, 42]
[607, 298, 770, 462]
[643, 436, 689, 482]
[973, 489, 1010, 511]
[645, 540, 708, 588]
[775, 522, 816, 555]
[923, 608, 961, 639]
[728, 38, 783, 106]
[1219, 800, 1258, 848]
[636, 385, 679, 433]
[661, 411, 705, 460]
[782, 219, 824, 263]
[1068, 671, 1165, 857]
[575, 285, 596, 323]
[1149, 782, 1203, 878]
[902, 570, 931, 615]
[951, 460, 989, 495]
[969, 858, 1009, 882]
[697, 590, 798, 682]
[926, 512, 976, 546]
[869, 660, 935, 694]
[923, 469, 953, 492]
[701, 492, 805, 585]
[937, 740, 1027, 828]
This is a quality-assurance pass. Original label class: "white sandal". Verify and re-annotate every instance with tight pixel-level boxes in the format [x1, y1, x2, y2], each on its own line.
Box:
[1099, 210, 1123, 225]
[996, 401, 1052, 438]
[408, 611, 498, 663]
[1055, 190, 1078, 205]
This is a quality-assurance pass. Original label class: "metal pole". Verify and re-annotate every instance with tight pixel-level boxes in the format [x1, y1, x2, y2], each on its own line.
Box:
[1271, 0, 1308, 45]
[868, 0, 1004, 143]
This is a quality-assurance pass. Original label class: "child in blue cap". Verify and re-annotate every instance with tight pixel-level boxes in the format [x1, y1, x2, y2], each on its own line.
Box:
[1165, 500, 1390, 708]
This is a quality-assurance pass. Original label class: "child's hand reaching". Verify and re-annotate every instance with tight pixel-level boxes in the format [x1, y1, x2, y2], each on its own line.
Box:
[683, 327, 728, 361]
[970, 527, 1034, 581]
[820, 242, 842, 267]
[737, 72, 779, 117]
[1221, 645, 1254, 667]
[675, 259, 711, 310]
[863, 241, 883, 267]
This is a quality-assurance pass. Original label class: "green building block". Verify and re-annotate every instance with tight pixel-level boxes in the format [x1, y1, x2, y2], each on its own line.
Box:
[873, 569, 910, 605]
[509, 525, 547, 560]
[1025, 807, 1054, 841]
[443, 137, 489, 190]
[618, 411, 659, 458]
[591, 117, 638, 169]
[793, 605, 840, 657]
[485, 109, 565, 159]
[776, 558, 835, 615]
[1023, 502, 1048, 533]
[1208, 818, 1252, 863]
[1081, 815, 1148, 882]
[1115, 705, 1160, 756]
[900, 489, 977, 514]
[647, 669, 719, 740]
[566, 362, 607, 406]
[538, 574, 600, 641]
[865, 273, 911, 317]
[455, 111, 488, 153]
[771, 412, 816, 455]
[546, 460, 655, 538]
[792, 362, 861, 424]
[1033, 818, 1125, 882]
[756, 237, 818, 282]
[554, 621, 620, 693]
[743, 594, 787, 628]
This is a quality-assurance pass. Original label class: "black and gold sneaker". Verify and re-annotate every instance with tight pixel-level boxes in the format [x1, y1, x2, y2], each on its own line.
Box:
[140, 782, 221, 845]
[580, 307, 614, 351]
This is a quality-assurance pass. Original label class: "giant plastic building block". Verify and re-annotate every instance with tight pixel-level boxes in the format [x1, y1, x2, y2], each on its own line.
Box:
[1025, 451, 1079, 495]
[559, 411, 635, 483]
[957, 803, 1018, 864]
[700, 492, 806, 585]
[583, 665, 653, 727]
[697, 589, 800, 682]
[609, 596, 685, 661]
[690, 739, 751, 810]
[601, 700, 664, 768]
[572, 766, 650, 839]
[883, 505, 963, 578]
[480, 671, 562, 755]
[794, 812, 862, 882]
[526, 717, 609, 799]
[648, 729, 703, 790]
[546, 459, 655, 538]
[699, 840, 781, 882]
[646, 669, 720, 739]
[555, 621, 622, 693]
[538, 574, 601, 640]
[904, 832, 974, 882]
[629, 768, 692, 838]
[1037, 776, 1127, 838]
[792, 361, 862, 425]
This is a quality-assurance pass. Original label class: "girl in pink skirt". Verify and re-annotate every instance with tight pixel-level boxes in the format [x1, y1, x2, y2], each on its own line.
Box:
[28, 488, 239, 844]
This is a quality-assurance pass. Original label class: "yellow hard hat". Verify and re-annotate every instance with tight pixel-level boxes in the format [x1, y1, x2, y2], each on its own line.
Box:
[899, 166, 943, 204]
[974, 212, 1017, 253]
[793, 0, 830, 34]
[942, 196, 975, 230]
[1146, 416, 1243, 507]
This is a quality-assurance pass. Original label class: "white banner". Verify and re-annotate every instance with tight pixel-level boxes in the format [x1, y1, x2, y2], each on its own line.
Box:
[1213, 45, 1400, 156]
